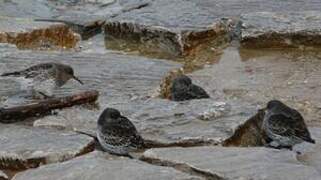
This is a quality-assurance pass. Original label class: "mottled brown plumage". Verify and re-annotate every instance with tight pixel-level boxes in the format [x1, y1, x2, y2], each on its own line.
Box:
[1, 62, 83, 97]
[262, 100, 315, 149]
[170, 75, 209, 101]
[97, 108, 144, 157]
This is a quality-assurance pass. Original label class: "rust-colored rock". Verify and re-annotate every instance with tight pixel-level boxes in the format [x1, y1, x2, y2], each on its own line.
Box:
[158, 68, 184, 99]
[0, 90, 99, 123]
[0, 16, 79, 50]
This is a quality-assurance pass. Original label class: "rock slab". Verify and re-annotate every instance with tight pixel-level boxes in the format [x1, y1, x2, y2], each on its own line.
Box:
[13, 151, 202, 180]
[241, 11, 321, 48]
[143, 146, 321, 180]
[0, 124, 94, 170]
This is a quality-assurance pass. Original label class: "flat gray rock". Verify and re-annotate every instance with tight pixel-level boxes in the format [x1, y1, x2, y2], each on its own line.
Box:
[0, 170, 8, 180]
[13, 151, 202, 180]
[143, 146, 321, 180]
[241, 11, 321, 48]
[118, 99, 252, 146]
[105, 0, 321, 58]
[0, 0, 57, 18]
[0, 16, 79, 49]
[0, 124, 94, 169]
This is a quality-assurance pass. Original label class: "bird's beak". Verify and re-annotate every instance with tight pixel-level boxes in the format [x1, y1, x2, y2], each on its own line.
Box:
[72, 75, 84, 85]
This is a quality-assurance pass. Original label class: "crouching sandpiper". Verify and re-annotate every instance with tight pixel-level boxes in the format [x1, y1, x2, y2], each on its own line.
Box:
[1, 62, 83, 98]
[262, 100, 315, 150]
[97, 108, 145, 157]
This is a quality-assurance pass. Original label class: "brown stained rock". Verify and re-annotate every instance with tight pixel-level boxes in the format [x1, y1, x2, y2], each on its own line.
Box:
[0, 90, 99, 123]
[0, 16, 79, 50]
[158, 68, 184, 99]
[105, 21, 228, 60]
[223, 109, 266, 147]
[35, 15, 106, 40]
[104, 0, 231, 60]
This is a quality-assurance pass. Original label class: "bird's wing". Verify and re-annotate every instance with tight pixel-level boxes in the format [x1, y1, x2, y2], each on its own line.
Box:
[267, 114, 295, 137]
[1, 63, 54, 79]
[268, 111, 312, 142]
[189, 84, 210, 98]
[289, 109, 314, 142]
[170, 85, 191, 101]
[23, 63, 55, 79]
[100, 117, 144, 148]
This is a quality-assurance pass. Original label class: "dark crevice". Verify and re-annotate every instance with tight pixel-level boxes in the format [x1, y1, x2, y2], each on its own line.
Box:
[74, 130, 220, 150]
[143, 138, 220, 149]
[140, 155, 226, 180]
[110, 2, 151, 18]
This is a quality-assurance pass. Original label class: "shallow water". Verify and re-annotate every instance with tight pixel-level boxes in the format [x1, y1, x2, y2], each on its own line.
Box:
[191, 46, 321, 126]
[1, 44, 321, 132]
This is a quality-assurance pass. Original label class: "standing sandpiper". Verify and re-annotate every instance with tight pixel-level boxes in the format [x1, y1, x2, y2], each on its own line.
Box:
[170, 75, 210, 101]
[262, 100, 315, 150]
[97, 108, 144, 157]
[1, 62, 83, 98]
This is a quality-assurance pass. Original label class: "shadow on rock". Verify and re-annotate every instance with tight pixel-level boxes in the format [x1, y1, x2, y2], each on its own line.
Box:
[223, 109, 267, 147]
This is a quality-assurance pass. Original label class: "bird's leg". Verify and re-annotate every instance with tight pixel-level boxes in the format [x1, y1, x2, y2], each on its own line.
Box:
[269, 141, 281, 148]
[280, 145, 293, 151]
[264, 141, 293, 151]
[108, 152, 134, 159]
[38, 92, 52, 99]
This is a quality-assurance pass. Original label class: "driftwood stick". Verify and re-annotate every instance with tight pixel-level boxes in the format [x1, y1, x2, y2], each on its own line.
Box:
[0, 90, 99, 123]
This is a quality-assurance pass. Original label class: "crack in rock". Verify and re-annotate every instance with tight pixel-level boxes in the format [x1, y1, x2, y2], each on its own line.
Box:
[140, 151, 225, 180]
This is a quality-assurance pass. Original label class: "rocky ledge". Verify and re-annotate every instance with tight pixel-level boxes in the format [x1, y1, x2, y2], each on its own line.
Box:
[12, 151, 201, 180]
[142, 145, 321, 180]
[240, 11, 321, 48]
[2, 0, 321, 180]
[0, 124, 94, 170]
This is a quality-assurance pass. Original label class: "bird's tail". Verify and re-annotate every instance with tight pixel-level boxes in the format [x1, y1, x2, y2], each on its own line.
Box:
[1, 71, 21, 77]
[74, 130, 98, 140]
[304, 137, 316, 144]
[301, 134, 316, 144]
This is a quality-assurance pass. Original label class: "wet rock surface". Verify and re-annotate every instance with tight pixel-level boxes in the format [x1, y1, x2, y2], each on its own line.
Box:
[12, 151, 201, 180]
[104, 0, 229, 59]
[0, 16, 79, 50]
[2, 0, 321, 179]
[142, 146, 321, 180]
[241, 11, 321, 48]
[34, 15, 106, 40]
[104, 0, 321, 59]
[192, 47, 321, 127]
[0, 124, 94, 170]
[0, 46, 256, 146]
